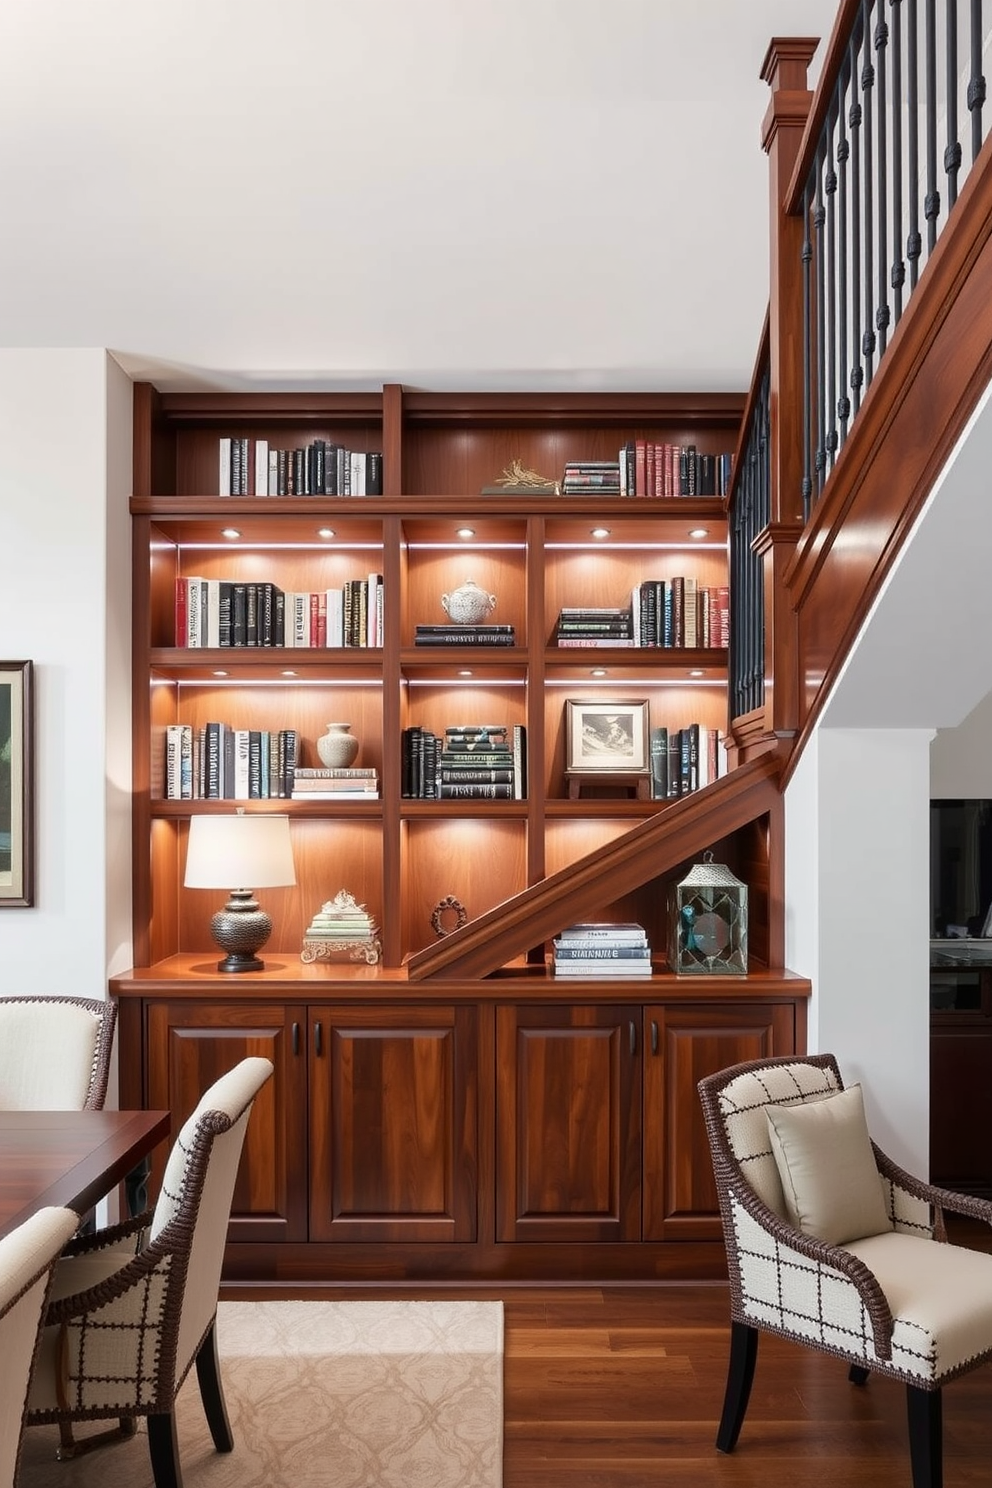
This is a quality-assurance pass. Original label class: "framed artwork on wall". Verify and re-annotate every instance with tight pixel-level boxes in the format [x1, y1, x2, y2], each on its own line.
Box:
[0, 660, 34, 908]
[564, 698, 649, 774]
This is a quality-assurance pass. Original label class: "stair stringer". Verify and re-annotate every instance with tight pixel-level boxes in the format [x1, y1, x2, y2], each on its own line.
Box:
[406, 750, 784, 981]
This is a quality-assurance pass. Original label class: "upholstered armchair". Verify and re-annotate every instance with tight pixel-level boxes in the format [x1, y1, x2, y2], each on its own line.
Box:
[0, 1206, 80, 1488]
[24, 1055, 273, 1488]
[0, 995, 117, 1110]
[698, 1052, 992, 1488]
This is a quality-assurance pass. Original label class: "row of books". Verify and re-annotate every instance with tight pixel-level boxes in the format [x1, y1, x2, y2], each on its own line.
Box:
[219, 438, 384, 497]
[164, 724, 299, 800]
[401, 724, 527, 800]
[651, 724, 725, 800]
[290, 767, 379, 800]
[551, 922, 653, 978]
[414, 624, 516, 648]
[174, 574, 383, 648]
[552, 581, 730, 650]
[621, 442, 734, 498]
[632, 580, 730, 650]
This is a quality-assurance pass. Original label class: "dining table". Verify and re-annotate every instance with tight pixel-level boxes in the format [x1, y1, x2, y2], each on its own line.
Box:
[0, 1108, 170, 1239]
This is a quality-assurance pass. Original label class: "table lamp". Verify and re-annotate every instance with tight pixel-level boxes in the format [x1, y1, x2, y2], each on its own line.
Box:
[184, 812, 296, 972]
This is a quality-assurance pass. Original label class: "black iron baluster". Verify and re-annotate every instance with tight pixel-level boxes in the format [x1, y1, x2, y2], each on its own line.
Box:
[814, 154, 827, 496]
[969, 0, 986, 161]
[946, 0, 962, 209]
[862, 0, 877, 389]
[907, 0, 922, 289]
[891, 0, 906, 325]
[825, 116, 839, 477]
[925, 0, 940, 253]
[850, 22, 865, 417]
[837, 57, 852, 449]
[802, 179, 814, 517]
[876, 0, 892, 358]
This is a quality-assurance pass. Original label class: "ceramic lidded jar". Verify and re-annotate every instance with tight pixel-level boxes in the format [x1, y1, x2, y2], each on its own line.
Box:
[440, 578, 497, 625]
[316, 723, 360, 769]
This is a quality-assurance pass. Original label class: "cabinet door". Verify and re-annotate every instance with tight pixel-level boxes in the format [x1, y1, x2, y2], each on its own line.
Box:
[308, 1004, 478, 1243]
[145, 1001, 308, 1243]
[495, 1004, 642, 1243]
[642, 1002, 797, 1241]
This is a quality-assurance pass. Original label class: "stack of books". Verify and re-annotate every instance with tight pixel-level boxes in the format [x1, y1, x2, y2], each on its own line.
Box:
[438, 725, 525, 800]
[290, 767, 379, 800]
[560, 459, 622, 496]
[414, 624, 516, 647]
[551, 923, 652, 977]
[301, 890, 382, 964]
[555, 607, 634, 648]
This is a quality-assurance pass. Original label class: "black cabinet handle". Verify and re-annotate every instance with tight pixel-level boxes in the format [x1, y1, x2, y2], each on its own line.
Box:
[291, 1022, 300, 1056]
[314, 1020, 323, 1056]
[651, 1020, 658, 1055]
[629, 1020, 636, 1056]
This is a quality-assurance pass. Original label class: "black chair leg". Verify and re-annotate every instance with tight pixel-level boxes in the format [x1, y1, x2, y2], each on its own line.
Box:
[906, 1384, 942, 1488]
[195, 1320, 234, 1452]
[716, 1321, 759, 1453]
[849, 1363, 870, 1386]
[147, 1411, 183, 1488]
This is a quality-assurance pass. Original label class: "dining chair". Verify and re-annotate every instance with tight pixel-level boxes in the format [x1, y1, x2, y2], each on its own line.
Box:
[698, 1052, 992, 1488]
[0, 995, 117, 1110]
[0, 1206, 81, 1488]
[24, 1055, 273, 1488]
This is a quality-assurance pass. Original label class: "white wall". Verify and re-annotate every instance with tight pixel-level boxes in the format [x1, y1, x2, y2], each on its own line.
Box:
[0, 350, 132, 1006]
[786, 728, 932, 1175]
[931, 690, 992, 798]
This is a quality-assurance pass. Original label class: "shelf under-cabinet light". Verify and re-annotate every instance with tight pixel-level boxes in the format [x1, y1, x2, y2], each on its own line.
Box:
[176, 541, 385, 552]
[689, 669, 705, 678]
[457, 528, 475, 539]
[221, 528, 241, 540]
[175, 677, 385, 688]
[281, 670, 298, 677]
[317, 528, 336, 539]
[405, 677, 527, 688]
[590, 669, 608, 677]
[545, 541, 726, 552]
[544, 676, 723, 688]
[590, 527, 611, 539]
[213, 670, 229, 678]
[458, 670, 473, 677]
[688, 527, 710, 539]
[404, 542, 526, 552]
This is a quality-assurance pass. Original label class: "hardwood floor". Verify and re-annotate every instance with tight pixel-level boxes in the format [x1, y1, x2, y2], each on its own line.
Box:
[501, 1282, 992, 1487]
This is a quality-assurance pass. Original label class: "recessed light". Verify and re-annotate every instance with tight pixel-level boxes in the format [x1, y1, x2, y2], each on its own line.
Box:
[281, 670, 298, 678]
[689, 669, 705, 678]
[457, 527, 475, 539]
[458, 669, 473, 677]
[591, 668, 607, 677]
[213, 670, 229, 678]
[221, 528, 241, 540]
[317, 527, 335, 539]
[689, 527, 709, 539]
[590, 527, 610, 539]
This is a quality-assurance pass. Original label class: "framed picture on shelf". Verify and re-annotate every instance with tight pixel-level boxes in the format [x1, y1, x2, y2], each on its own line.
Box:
[565, 698, 649, 774]
[0, 660, 34, 908]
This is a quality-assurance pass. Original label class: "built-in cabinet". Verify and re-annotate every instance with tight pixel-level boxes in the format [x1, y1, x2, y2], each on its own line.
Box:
[117, 382, 810, 1284]
[114, 974, 808, 1282]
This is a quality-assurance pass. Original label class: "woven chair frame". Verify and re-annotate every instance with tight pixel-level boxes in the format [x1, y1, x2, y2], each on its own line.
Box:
[2, 1232, 69, 1485]
[0, 995, 117, 1110]
[698, 1053, 992, 1390]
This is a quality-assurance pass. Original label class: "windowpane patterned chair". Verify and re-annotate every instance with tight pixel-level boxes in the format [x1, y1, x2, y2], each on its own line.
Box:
[0, 1206, 80, 1488]
[0, 995, 117, 1110]
[698, 1053, 992, 1488]
[24, 1055, 273, 1488]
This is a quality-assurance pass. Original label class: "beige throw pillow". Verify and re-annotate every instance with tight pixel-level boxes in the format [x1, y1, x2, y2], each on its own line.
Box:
[765, 1083, 891, 1246]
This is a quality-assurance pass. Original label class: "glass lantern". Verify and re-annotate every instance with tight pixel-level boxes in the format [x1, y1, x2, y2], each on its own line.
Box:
[668, 850, 748, 975]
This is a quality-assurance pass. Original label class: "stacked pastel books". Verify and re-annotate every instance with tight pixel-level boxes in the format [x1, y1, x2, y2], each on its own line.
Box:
[291, 766, 379, 800]
[300, 890, 382, 964]
[551, 922, 652, 977]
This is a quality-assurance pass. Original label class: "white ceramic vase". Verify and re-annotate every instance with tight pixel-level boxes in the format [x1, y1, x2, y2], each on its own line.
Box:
[316, 723, 360, 769]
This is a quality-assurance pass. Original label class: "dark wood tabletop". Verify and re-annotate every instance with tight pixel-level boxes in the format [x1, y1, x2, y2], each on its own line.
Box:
[0, 1108, 171, 1238]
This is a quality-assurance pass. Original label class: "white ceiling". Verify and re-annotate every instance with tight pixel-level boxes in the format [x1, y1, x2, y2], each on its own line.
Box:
[0, 0, 839, 393]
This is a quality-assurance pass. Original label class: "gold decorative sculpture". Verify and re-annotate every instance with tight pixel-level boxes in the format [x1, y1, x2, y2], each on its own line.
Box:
[481, 459, 560, 496]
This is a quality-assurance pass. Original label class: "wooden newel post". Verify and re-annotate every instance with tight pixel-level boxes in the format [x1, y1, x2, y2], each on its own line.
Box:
[758, 37, 818, 746]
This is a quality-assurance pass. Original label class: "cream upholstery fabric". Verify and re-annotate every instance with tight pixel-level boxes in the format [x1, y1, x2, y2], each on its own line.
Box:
[766, 1084, 891, 1245]
[0, 1207, 79, 1488]
[845, 1231, 992, 1383]
[717, 1058, 841, 1219]
[26, 1056, 273, 1422]
[0, 998, 114, 1110]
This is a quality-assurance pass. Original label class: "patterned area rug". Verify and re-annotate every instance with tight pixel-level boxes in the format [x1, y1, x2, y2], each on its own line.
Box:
[19, 1299, 504, 1488]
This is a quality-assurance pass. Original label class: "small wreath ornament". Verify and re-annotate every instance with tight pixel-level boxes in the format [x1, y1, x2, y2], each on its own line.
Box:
[431, 895, 468, 937]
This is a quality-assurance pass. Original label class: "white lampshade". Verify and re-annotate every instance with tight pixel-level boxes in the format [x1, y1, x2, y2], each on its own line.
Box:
[184, 814, 296, 890]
